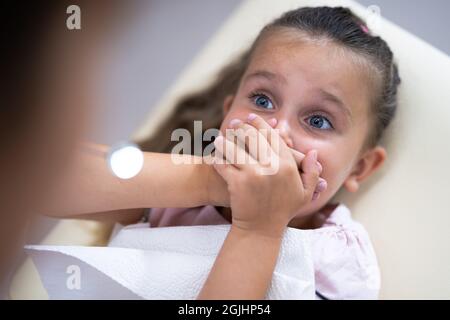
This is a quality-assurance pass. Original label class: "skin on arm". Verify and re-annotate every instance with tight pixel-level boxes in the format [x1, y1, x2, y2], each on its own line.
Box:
[42, 143, 227, 218]
[198, 226, 282, 299]
[67, 208, 146, 225]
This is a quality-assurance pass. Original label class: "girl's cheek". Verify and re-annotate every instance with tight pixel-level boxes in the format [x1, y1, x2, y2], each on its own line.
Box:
[291, 136, 342, 180]
[291, 135, 329, 158]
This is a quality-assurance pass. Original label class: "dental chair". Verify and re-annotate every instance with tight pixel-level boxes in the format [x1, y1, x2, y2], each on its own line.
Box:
[10, 0, 450, 299]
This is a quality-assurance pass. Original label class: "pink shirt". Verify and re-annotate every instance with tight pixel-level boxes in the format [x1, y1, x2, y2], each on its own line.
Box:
[149, 203, 380, 299]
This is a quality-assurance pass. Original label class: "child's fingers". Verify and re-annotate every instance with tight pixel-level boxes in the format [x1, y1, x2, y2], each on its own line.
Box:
[212, 146, 230, 165]
[213, 159, 235, 183]
[316, 161, 322, 174]
[214, 135, 239, 168]
[291, 148, 323, 177]
[212, 147, 237, 181]
[245, 114, 274, 144]
[233, 124, 273, 166]
[287, 147, 324, 180]
[246, 113, 290, 158]
[228, 119, 273, 165]
[292, 148, 326, 197]
[300, 149, 321, 199]
[290, 148, 306, 167]
[214, 134, 253, 169]
[312, 177, 327, 201]
[244, 114, 324, 174]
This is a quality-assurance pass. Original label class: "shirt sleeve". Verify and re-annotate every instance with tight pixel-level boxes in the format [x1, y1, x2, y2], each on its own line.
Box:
[310, 224, 381, 300]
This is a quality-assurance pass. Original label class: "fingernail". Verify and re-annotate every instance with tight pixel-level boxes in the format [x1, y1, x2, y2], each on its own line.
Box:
[268, 118, 277, 127]
[317, 179, 327, 192]
[312, 191, 319, 201]
[229, 119, 241, 128]
[247, 113, 257, 121]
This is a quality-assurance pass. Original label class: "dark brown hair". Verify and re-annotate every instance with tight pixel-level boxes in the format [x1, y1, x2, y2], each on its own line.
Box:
[137, 6, 400, 154]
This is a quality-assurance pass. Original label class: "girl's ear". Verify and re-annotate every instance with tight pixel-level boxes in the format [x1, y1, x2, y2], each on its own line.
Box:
[222, 95, 234, 115]
[343, 146, 387, 192]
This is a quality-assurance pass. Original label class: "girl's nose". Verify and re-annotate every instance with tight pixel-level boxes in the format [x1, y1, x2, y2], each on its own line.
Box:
[274, 119, 294, 148]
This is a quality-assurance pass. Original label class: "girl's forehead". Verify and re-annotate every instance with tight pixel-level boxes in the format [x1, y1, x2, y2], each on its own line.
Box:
[249, 34, 367, 87]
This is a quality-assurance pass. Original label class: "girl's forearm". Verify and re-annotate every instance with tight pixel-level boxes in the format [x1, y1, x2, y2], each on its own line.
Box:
[43, 143, 224, 216]
[197, 226, 283, 300]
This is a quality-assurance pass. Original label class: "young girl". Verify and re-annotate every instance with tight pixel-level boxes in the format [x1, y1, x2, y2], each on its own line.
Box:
[47, 7, 400, 300]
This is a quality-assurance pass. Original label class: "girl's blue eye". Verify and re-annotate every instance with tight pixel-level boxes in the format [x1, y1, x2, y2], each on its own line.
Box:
[308, 115, 333, 130]
[251, 94, 274, 110]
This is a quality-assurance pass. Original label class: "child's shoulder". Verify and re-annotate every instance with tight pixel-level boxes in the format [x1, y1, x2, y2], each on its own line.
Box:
[309, 203, 381, 299]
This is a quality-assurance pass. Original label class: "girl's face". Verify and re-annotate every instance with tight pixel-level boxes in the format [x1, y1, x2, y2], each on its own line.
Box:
[220, 31, 386, 218]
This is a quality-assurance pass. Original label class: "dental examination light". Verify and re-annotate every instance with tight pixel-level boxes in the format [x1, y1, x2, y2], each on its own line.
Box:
[106, 141, 144, 179]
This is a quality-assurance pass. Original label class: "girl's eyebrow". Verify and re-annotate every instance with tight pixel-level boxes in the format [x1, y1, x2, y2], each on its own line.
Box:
[317, 89, 353, 121]
[244, 70, 287, 85]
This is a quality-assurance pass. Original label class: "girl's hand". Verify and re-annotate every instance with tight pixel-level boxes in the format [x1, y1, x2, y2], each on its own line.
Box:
[205, 118, 326, 207]
[213, 113, 324, 238]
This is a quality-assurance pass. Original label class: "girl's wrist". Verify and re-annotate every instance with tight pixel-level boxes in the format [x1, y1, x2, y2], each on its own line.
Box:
[203, 160, 228, 206]
[230, 222, 286, 241]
